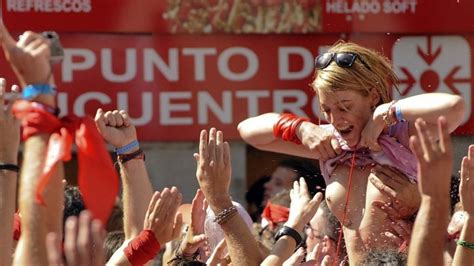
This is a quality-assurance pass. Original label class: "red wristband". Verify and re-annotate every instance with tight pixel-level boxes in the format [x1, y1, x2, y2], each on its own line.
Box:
[273, 113, 309, 144]
[124, 230, 161, 265]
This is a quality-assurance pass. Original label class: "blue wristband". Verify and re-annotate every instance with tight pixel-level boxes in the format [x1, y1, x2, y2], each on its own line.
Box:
[115, 140, 139, 154]
[23, 84, 56, 100]
[395, 105, 406, 122]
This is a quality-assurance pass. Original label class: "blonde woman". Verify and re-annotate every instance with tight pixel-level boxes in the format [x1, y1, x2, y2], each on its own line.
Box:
[238, 42, 465, 263]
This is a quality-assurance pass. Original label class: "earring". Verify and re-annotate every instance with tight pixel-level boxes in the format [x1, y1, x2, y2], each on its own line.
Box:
[371, 105, 376, 111]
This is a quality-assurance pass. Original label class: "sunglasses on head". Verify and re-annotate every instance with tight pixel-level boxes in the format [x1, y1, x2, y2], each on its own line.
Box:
[314, 52, 371, 71]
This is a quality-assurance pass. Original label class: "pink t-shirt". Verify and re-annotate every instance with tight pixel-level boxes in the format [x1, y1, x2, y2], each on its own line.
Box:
[319, 121, 417, 183]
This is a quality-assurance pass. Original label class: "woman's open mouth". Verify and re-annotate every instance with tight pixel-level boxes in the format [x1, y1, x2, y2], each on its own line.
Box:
[338, 125, 354, 137]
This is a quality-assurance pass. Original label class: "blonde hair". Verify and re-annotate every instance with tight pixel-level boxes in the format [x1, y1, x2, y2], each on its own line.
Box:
[311, 41, 399, 105]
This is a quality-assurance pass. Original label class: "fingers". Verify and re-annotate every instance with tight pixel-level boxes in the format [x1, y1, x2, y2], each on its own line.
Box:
[90, 219, 106, 266]
[198, 130, 208, 167]
[171, 213, 184, 240]
[64, 216, 79, 265]
[414, 118, 434, 160]
[46, 232, 63, 266]
[6, 84, 20, 115]
[331, 137, 342, 155]
[119, 110, 131, 127]
[384, 231, 404, 246]
[438, 116, 452, 154]
[283, 247, 305, 265]
[145, 191, 161, 228]
[77, 211, 92, 264]
[321, 255, 334, 266]
[207, 239, 228, 266]
[223, 142, 231, 169]
[208, 128, 217, 165]
[216, 130, 224, 168]
[104, 111, 117, 127]
[369, 172, 397, 198]
[94, 108, 107, 133]
[409, 135, 423, 164]
[372, 200, 402, 220]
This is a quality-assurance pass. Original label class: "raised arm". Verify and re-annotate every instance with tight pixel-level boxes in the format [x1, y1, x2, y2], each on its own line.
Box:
[195, 128, 262, 265]
[237, 113, 341, 161]
[453, 145, 474, 265]
[262, 178, 322, 266]
[0, 20, 66, 265]
[0, 79, 20, 265]
[95, 109, 153, 240]
[407, 117, 453, 266]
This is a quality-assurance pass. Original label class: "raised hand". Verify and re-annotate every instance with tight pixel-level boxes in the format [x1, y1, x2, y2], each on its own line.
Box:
[0, 21, 52, 87]
[296, 122, 341, 161]
[194, 128, 232, 209]
[94, 109, 137, 149]
[143, 188, 183, 245]
[369, 165, 420, 218]
[460, 145, 474, 216]
[47, 210, 106, 266]
[286, 178, 323, 232]
[409, 117, 453, 198]
[179, 189, 208, 256]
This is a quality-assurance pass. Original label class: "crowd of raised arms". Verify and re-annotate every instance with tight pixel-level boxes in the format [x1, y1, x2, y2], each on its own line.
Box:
[0, 18, 473, 266]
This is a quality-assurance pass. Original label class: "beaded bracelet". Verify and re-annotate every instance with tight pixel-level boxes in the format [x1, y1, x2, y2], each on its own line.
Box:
[214, 205, 238, 225]
[457, 239, 474, 249]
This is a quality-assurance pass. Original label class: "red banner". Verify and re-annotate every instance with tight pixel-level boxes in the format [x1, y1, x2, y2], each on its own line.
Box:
[3, 0, 474, 34]
[1, 33, 473, 140]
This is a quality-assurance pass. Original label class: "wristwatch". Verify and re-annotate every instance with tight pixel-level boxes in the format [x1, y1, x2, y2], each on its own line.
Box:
[274, 225, 303, 247]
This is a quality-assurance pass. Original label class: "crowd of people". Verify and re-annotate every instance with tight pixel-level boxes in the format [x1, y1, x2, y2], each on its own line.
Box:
[0, 17, 473, 266]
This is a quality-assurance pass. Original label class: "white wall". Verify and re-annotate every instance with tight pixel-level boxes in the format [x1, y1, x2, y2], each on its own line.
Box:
[140, 141, 247, 204]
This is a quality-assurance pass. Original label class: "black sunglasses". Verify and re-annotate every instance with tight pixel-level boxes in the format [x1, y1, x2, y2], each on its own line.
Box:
[314, 52, 371, 71]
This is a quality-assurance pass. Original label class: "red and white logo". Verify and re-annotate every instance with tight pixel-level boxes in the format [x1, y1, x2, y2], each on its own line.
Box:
[392, 35, 471, 124]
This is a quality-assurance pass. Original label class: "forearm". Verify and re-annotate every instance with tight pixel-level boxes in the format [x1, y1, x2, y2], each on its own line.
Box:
[238, 113, 318, 159]
[453, 215, 474, 265]
[397, 93, 465, 132]
[13, 135, 50, 266]
[237, 113, 280, 146]
[0, 170, 17, 266]
[261, 236, 297, 266]
[211, 199, 262, 266]
[408, 198, 450, 266]
[120, 159, 153, 240]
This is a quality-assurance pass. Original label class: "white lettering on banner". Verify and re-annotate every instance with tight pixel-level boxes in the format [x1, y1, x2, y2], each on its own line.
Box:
[197, 91, 232, 124]
[117, 92, 153, 126]
[102, 49, 137, 82]
[235, 90, 270, 117]
[62, 48, 96, 82]
[325, 0, 417, 15]
[74, 92, 111, 116]
[182, 48, 217, 81]
[279, 47, 314, 80]
[7, 0, 92, 13]
[144, 48, 179, 82]
[61, 47, 264, 82]
[160, 92, 193, 125]
[56, 89, 324, 126]
[273, 90, 308, 117]
[218, 47, 259, 81]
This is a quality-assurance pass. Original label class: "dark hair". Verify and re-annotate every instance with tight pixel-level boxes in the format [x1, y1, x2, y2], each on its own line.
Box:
[278, 158, 326, 196]
[246, 175, 271, 221]
[104, 231, 125, 261]
[106, 203, 124, 232]
[64, 186, 85, 224]
[359, 248, 407, 266]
